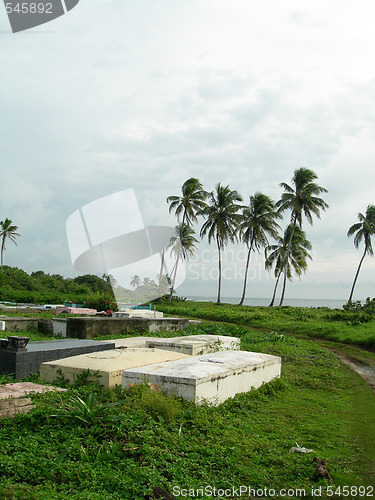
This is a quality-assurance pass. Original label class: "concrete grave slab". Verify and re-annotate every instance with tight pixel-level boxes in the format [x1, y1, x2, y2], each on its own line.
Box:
[113, 337, 161, 348]
[122, 350, 281, 405]
[0, 382, 66, 400]
[145, 335, 240, 355]
[0, 339, 115, 379]
[51, 317, 189, 339]
[0, 382, 66, 418]
[40, 348, 190, 388]
[114, 310, 164, 319]
[0, 316, 39, 331]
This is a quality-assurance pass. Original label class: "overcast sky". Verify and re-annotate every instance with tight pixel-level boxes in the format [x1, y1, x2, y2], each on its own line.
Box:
[1, 0, 375, 303]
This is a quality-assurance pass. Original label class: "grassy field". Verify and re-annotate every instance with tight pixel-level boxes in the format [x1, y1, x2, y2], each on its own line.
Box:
[0, 318, 374, 499]
[156, 300, 375, 350]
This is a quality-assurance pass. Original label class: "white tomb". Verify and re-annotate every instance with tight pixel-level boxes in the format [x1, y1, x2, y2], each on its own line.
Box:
[122, 350, 281, 405]
[145, 334, 240, 356]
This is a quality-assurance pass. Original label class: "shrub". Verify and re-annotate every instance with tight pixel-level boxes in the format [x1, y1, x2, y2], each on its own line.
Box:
[126, 382, 181, 423]
[85, 293, 118, 312]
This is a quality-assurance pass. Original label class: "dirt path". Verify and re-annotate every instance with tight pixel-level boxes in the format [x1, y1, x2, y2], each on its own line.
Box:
[321, 345, 375, 396]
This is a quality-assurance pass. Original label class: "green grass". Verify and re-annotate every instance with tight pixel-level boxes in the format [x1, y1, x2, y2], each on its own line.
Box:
[0, 322, 374, 498]
[156, 300, 375, 350]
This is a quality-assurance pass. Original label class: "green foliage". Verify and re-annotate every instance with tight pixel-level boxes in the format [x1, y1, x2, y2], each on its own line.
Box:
[156, 300, 375, 349]
[85, 292, 118, 312]
[0, 320, 374, 497]
[52, 369, 70, 388]
[0, 266, 113, 305]
[73, 368, 103, 388]
[56, 392, 126, 426]
[0, 373, 14, 385]
[126, 382, 182, 423]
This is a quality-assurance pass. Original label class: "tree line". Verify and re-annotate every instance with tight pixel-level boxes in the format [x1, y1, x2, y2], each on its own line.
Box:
[166, 170, 375, 306]
[1, 171, 374, 306]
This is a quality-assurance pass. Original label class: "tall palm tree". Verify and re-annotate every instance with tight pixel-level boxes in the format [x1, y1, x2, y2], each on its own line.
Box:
[168, 223, 199, 299]
[130, 274, 141, 289]
[167, 178, 208, 226]
[265, 225, 312, 306]
[238, 192, 281, 306]
[276, 168, 328, 306]
[200, 183, 243, 304]
[347, 205, 375, 304]
[158, 249, 166, 299]
[0, 218, 20, 273]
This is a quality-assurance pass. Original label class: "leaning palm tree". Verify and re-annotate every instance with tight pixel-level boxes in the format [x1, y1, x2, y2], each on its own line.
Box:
[167, 178, 208, 226]
[168, 223, 199, 299]
[0, 218, 20, 273]
[238, 192, 281, 306]
[265, 225, 312, 306]
[276, 168, 328, 306]
[200, 183, 243, 303]
[347, 205, 375, 304]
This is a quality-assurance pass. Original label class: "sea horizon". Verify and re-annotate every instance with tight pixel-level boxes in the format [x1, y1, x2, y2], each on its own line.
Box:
[185, 296, 347, 309]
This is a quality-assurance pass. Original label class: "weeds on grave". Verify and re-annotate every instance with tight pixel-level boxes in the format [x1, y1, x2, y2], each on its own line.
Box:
[55, 392, 126, 426]
[74, 368, 102, 388]
[126, 381, 182, 423]
[0, 374, 15, 385]
[52, 368, 103, 389]
[53, 369, 70, 388]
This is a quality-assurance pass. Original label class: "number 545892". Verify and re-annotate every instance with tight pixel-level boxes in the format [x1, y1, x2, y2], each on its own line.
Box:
[5, 3, 53, 14]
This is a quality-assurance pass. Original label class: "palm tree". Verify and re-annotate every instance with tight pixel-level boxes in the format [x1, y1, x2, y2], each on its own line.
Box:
[0, 218, 20, 273]
[347, 205, 375, 304]
[276, 168, 328, 306]
[167, 178, 208, 226]
[168, 223, 199, 299]
[200, 183, 243, 303]
[130, 275, 141, 289]
[238, 192, 281, 306]
[265, 225, 312, 306]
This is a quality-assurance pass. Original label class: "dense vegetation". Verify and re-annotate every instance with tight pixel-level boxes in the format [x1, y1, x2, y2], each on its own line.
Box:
[156, 300, 375, 350]
[0, 323, 374, 499]
[0, 266, 114, 305]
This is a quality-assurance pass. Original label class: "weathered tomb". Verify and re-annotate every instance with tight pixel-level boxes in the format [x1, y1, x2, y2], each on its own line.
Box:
[122, 350, 282, 405]
[145, 334, 240, 355]
[40, 348, 189, 388]
[0, 338, 115, 379]
[52, 317, 189, 338]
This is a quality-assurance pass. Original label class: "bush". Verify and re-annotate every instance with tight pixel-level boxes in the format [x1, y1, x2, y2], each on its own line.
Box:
[85, 293, 118, 312]
[126, 382, 181, 423]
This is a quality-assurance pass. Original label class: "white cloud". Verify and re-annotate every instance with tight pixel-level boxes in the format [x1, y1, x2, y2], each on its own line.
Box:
[1, 0, 375, 301]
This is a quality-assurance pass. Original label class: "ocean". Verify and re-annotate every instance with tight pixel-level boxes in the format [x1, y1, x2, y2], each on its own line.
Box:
[186, 296, 347, 309]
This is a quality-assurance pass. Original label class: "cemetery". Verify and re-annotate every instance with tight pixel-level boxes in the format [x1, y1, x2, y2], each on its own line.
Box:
[0, 307, 281, 406]
[0, 304, 373, 495]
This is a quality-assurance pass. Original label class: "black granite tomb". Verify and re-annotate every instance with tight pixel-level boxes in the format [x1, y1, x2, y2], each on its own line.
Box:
[0, 337, 115, 379]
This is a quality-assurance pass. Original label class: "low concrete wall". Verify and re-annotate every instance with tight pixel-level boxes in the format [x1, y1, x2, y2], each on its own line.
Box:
[0, 317, 39, 332]
[38, 319, 54, 335]
[0, 339, 115, 379]
[56, 317, 189, 339]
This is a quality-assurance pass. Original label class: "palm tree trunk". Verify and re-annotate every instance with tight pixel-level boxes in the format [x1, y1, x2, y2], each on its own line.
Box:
[238, 241, 253, 306]
[269, 270, 281, 307]
[279, 217, 297, 306]
[347, 246, 367, 304]
[158, 250, 165, 299]
[169, 253, 180, 300]
[216, 236, 222, 304]
[0, 236, 5, 274]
